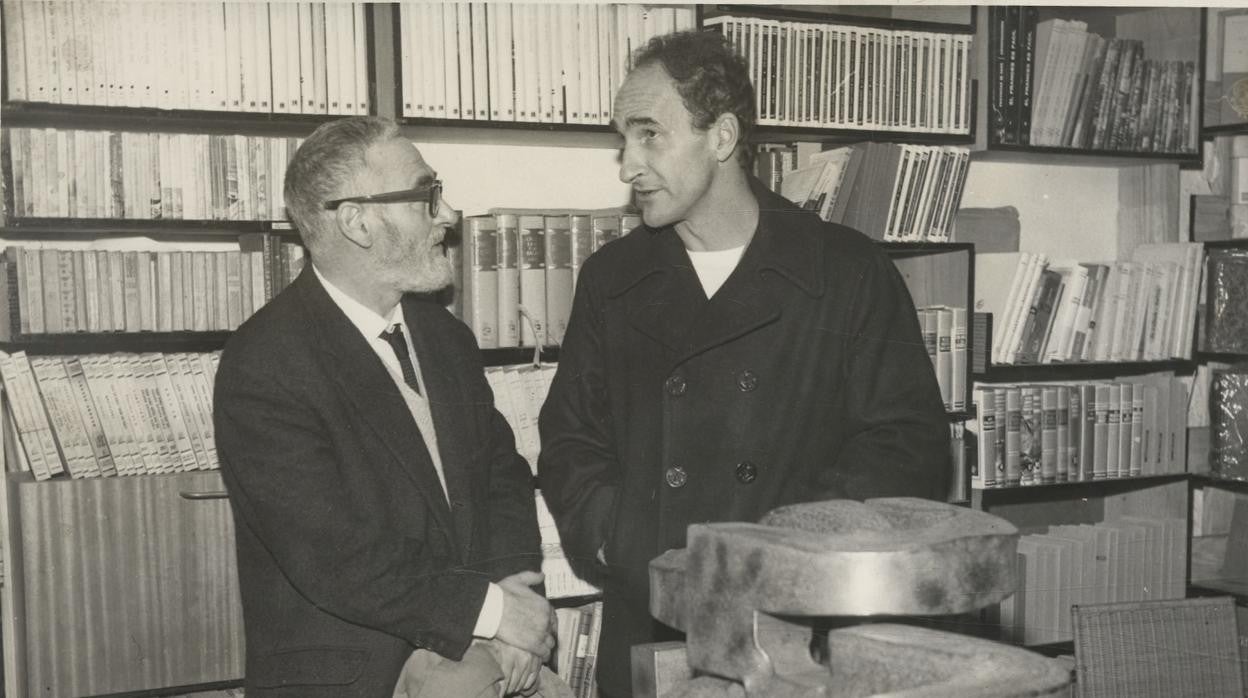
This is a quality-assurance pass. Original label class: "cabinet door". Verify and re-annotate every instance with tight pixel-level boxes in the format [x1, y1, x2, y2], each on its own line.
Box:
[14, 471, 243, 698]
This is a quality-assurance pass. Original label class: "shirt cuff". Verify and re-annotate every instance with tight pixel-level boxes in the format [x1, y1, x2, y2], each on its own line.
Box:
[472, 582, 503, 639]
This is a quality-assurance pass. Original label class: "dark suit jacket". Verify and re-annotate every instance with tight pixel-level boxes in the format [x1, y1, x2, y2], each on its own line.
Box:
[215, 268, 541, 697]
[538, 179, 950, 696]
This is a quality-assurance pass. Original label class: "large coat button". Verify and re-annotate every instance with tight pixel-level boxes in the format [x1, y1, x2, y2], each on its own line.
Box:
[665, 374, 688, 396]
[735, 461, 758, 484]
[664, 466, 688, 488]
[736, 369, 758, 392]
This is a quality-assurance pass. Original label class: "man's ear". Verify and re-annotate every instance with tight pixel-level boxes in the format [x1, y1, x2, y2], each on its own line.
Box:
[335, 203, 374, 249]
[712, 112, 741, 164]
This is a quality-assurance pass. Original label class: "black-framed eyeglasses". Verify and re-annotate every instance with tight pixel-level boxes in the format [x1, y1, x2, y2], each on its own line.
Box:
[323, 180, 442, 216]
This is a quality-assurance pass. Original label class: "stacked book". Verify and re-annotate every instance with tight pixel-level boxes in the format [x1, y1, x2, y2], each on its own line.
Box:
[398, 3, 695, 123]
[988, 7, 1197, 153]
[706, 15, 972, 134]
[0, 350, 220, 481]
[0, 237, 304, 338]
[976, 243, 1204, 365]
[3, 1, 370, 115]
[2, 127, 301, 221]
[917, 305, 968, 413]
[969, 374, 1188, 489]
[995, 517, 1186, 645]
[484, 363, 554, 476]
[458, 208, 641, 348]
[769, 142, 971, 242]
[553, 600, 603, 698]
[487, 363, 601, 600]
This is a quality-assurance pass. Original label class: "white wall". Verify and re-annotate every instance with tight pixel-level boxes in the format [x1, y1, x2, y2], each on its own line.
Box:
[418, 142, 632, 217]
[960, 161, 1121, 262]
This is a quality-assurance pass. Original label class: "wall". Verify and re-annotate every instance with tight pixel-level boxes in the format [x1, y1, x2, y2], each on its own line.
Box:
[960, 161, 1121, 262]
[418, 142, 631, 215]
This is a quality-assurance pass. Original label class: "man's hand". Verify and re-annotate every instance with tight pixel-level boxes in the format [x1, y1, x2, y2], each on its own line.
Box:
[495, 571, 556, 662]
[479, 638, 541, 697]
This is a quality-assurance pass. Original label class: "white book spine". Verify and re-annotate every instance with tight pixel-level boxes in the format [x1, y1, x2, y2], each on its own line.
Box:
[353, 2, 368, 115]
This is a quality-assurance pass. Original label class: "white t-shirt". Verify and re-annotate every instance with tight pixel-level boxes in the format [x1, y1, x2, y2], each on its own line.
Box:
[687, 245, 746, 298]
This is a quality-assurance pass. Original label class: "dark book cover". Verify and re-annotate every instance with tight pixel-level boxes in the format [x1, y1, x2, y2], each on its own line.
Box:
[1015, 6, 1037, 145]
[1211, 369, 1248, 481]
[1206, 248, 1248, 353]
[1017, 268, 1063, 364]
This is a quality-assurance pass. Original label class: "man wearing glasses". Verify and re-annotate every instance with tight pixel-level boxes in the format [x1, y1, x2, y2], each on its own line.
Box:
[214, 116, 556, 698]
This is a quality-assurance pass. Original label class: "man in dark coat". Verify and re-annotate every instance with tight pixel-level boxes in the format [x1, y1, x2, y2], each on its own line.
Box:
[537, 32, 951, 698]
[215, 117, 556, 697]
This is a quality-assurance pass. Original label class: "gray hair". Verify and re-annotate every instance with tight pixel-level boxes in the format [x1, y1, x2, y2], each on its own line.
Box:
[284, 116, 401, 244]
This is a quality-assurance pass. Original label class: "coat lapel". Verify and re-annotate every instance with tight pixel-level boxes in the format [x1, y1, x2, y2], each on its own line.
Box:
[404, 299, 476, 558]
[623, 229, 706, 354]
[297, 271, 457, 546]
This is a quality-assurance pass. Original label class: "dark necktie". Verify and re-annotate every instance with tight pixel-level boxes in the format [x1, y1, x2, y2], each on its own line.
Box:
[380, 324, 421, 395]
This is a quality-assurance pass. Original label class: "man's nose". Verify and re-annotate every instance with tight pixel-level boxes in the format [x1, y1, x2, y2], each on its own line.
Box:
[618, 144, 643, 183]
[436, 195, 459, 226]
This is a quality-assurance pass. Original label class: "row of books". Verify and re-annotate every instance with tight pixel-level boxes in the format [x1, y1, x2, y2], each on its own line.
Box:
[995, 517, 1186, 645]
[918, 305, 968, 412]
[553, 600, 603, 698]
[988, 8, 1197, 153]
[707, 15, 972, 134]
[459, 209, 640, 349]
[1, 128, 302, 222]
[774, 142, 970, 242]
[0, 351, 220, 482]
[969, 373, 1187, 489]
[3, 1, 370, 115]
[398, 3, 693, 124]
[0, 238, 304, 338]
[977, 243, 1205, 366]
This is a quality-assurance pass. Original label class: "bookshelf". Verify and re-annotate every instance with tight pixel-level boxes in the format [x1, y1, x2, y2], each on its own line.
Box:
[975, 6, 1203, 165]
[0, 470, 243, 698]
[3, 0, 1219, 694]
[0, 0, 373, 694]
[961, 6, 1216, 649]
[1202, 8, 1248, 136]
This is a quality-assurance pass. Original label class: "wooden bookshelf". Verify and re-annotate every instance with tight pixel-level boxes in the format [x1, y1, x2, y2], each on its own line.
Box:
[972, 146, 1201, 168]
[0, 219, 297, 239]
[976, 359, 1196, 381]
[0, 332, 234, 355]
[1189, 474, 1248, 609]
[972, 472, 1189, 509]
[974, 6, 1202, 161]
[0, 102, 335, 138]
[1, 471, 244, 697]
[1202, 123, 1248, 136]
[702, 4, 976, 34]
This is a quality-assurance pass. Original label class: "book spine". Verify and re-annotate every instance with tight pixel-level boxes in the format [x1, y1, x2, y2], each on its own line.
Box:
[544, 215, 573, 346]
[1015, 7, 1036, 145]
[495, 214, 521, 349]
[518, 215, 547, 347]
[464, 216, 499, 349]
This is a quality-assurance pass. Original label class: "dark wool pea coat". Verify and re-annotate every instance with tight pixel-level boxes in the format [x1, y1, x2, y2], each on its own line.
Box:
[215, 269, 541, 697]
[538, 179, 951, 697]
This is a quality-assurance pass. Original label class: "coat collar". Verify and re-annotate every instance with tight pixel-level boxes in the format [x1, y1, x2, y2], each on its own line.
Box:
[290, 268, 460, 552]
[607, 176, 825, 298]
[606, 176, 826, 361]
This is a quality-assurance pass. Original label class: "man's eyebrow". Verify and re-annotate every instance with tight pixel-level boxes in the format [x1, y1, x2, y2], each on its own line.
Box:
[621, 116, 660, 129]
[414, 172, 436, 188]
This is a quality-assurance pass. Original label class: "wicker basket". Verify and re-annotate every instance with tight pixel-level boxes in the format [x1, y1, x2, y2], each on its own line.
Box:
[1072, 596, 1244, 698]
